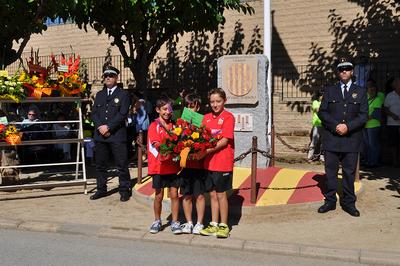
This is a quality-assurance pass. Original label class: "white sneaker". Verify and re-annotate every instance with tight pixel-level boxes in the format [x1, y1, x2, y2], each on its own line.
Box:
[181, 222, 193, 234]
[192, 223, 204, 235]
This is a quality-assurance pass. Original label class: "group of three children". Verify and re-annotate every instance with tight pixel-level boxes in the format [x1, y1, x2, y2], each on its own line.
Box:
[147, 88, 235, 238]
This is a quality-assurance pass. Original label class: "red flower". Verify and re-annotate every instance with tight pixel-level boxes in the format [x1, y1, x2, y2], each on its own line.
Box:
[193, 142, 202, 150]
[176, 118, 184, 126]
[183, 129, 192, 136]
[202, 133, 210, 141]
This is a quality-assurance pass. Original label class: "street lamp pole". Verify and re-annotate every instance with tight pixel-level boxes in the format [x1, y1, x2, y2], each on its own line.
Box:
[264, 0, 272, 162]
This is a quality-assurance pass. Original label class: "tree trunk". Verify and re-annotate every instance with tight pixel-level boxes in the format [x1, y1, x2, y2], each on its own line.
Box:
[131, 61, 150, 97]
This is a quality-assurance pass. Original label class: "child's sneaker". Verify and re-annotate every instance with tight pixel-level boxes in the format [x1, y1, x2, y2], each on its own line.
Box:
[170, 221, 182, 235]
[192, 223, 204, 235]
[149, 220, 162, 234]
[200, 223, 219, 236]
[216, 223, 230, 238]
[181, 222, 193, 234]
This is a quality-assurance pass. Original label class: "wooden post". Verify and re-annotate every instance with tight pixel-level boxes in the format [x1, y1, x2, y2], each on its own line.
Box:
[251, 136, 258, 204]
[270, 125, 275, 167]
[137, 131, 143, 184]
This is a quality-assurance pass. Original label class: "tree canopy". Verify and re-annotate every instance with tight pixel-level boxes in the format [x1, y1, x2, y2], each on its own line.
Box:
[71, 0, 254, 91]
[0, 0, 72, 69]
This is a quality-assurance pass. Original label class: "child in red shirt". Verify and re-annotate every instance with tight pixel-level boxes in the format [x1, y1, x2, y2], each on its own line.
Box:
[200, 88, 235, 238]
[147, 96, 182, 234]
[179, 93, 206, 234]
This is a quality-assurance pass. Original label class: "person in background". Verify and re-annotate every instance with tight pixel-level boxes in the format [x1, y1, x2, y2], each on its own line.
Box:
[52, 113, 72, 161]
[131, 98, 150, 162]
[21, 108, 40, 128]
[135, 99, 150, 141]
[307, 90, 324, 163]
[353, 55, 374, 89]
[363, 80, 384, 168]
[126, 96, 139, 161]
[83, 113, 95, 166]
[383, 77, 400, 166]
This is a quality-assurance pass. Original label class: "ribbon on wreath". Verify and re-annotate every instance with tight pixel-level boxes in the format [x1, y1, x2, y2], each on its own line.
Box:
[24, 83, 52, 99]
[179, 147, 191, 168]
[58, 83, 85, 96]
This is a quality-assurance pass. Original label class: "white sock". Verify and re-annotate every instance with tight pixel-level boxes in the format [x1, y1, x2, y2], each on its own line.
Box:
[187, 221, 193, 225]
[210, 221, 218, 227]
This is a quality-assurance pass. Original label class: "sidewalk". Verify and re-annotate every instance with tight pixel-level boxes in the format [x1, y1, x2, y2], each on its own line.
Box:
[0, 163, 399, 265]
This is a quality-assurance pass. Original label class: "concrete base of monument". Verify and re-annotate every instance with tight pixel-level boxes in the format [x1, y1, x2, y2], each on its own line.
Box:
[133, 167, 362, 207]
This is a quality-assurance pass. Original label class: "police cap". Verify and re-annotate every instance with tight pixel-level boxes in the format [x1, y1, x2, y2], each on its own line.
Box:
[103, 66, 120, 76]
[336, 58, 354, 70]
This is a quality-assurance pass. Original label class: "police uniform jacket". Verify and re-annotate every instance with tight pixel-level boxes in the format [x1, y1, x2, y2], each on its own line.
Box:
[318, 82, 368, 153]
[92, 86, 131, 142]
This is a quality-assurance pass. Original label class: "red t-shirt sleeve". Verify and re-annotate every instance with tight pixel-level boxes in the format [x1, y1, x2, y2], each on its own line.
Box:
[222, 113, 234, 139]
[148, 123, 160, 146]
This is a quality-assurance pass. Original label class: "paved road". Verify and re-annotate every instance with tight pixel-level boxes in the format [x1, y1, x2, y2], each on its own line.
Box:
[1, 229, 366, 266]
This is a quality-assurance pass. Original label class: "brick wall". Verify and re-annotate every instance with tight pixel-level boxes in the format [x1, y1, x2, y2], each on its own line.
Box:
[11, 0, 399, 158]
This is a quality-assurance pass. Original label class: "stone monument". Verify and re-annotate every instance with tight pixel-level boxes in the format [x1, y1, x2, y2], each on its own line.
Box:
[217, 54, 270, 167]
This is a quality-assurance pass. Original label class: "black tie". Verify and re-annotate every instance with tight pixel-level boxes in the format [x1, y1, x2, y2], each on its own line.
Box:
[108, 89, 112, 96]
[343, 85, 349, 99]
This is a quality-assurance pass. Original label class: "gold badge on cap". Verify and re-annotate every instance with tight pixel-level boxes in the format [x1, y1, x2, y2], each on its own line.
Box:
[352, 93, 357, 99]
[114, 98, 120, 104]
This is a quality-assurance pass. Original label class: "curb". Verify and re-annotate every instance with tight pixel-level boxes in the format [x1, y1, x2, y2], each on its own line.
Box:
[1, 218, 399, 265]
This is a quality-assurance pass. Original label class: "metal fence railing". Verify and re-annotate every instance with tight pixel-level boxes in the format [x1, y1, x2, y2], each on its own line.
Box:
[274, 63, 400, 102]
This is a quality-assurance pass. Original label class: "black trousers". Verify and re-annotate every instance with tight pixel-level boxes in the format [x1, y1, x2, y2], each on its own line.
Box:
[94, 141, 131, 195]
[324, 151, 358, 207]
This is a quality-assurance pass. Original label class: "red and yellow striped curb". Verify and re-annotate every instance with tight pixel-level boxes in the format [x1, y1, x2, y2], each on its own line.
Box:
[134, 167, 361, 207]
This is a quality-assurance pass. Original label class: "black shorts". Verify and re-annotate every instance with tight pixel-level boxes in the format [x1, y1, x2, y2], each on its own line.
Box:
[179, 168, 206, 196]
[152, 174, 180, 189]
[205, 171, 233, 193]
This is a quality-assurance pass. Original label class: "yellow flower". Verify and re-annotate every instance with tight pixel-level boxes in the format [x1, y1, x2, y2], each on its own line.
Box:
[7, 125, 17, 134]
[173, 127, 182, 136]
[191, 132, 200, 140]
[31, 75, 39, 82]
[18, 72, 26, 82]
[58, 75, 65, 84]
[71, 74, 79, 81]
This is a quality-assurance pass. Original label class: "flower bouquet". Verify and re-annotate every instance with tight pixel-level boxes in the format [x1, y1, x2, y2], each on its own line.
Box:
[20, 50, 87, 99]
[0, 124, 22, 145]
[52, 54, 87, 97]
[21, 49, 58, 99]
[159, 118, 221, 167]
[0, 70, 27, 102]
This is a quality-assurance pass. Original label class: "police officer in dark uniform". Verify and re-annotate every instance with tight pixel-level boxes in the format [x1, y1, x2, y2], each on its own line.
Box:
[90, 66, 132, 202]
[318, 58, 368, 217]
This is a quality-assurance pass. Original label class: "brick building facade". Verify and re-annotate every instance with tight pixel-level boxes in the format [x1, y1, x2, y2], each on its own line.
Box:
[9, 0, 400, 157]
